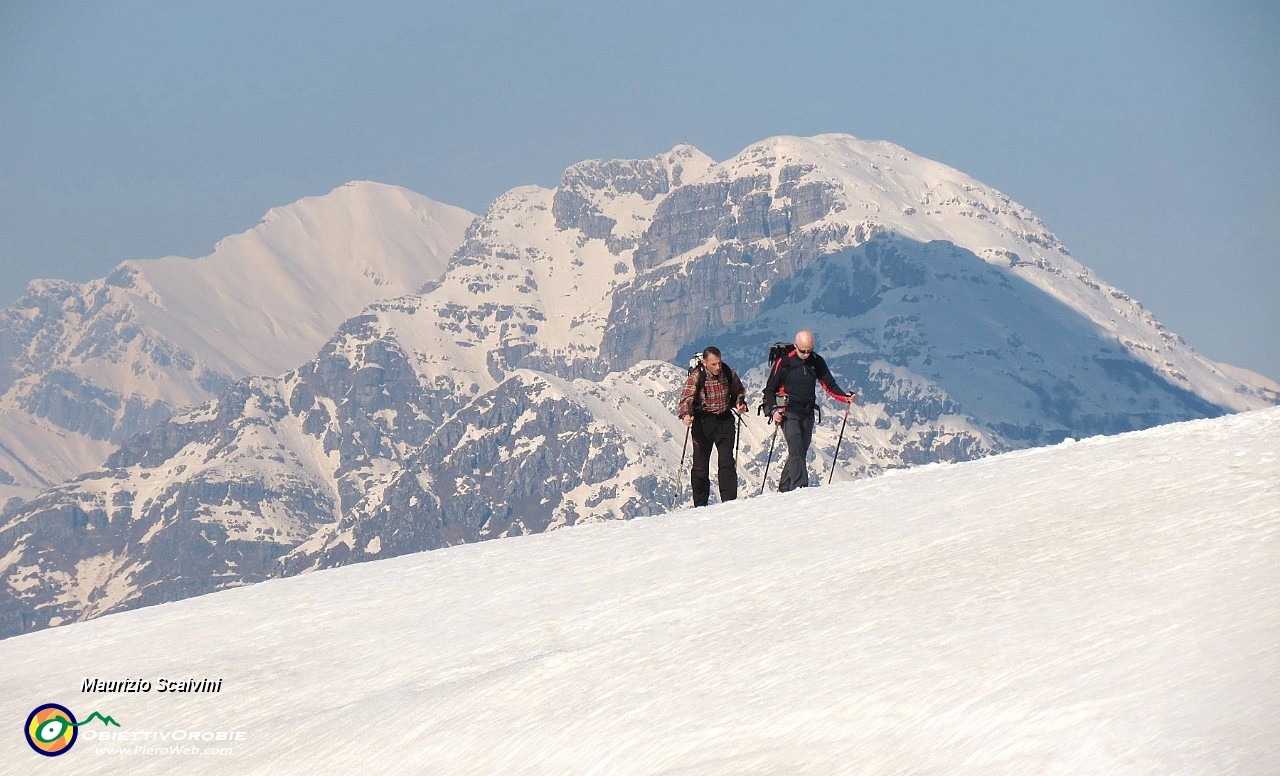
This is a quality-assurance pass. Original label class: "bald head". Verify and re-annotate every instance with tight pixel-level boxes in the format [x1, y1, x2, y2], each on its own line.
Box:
[794, 330, 814, 351]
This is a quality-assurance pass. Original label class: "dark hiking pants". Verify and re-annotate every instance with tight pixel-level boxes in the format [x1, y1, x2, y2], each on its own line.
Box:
[690, 411, 738, 506]
[778, 411, 815, 492]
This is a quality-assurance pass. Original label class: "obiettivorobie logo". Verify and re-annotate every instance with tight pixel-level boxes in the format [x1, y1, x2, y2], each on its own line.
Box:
[24, 703, 120, 757]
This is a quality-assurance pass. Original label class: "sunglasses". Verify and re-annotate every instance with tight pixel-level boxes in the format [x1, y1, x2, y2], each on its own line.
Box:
[796, 348, 812, 356]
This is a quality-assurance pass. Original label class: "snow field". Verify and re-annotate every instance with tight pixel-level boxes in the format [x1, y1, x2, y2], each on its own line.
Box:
[0, 407, 1275, 774]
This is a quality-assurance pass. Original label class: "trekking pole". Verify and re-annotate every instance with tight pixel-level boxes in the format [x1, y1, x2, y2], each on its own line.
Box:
[759, 423, 779, 496]
[733, 410, 745, 489]
[828, 403, 851, 484]
[674, 423, 691, 507]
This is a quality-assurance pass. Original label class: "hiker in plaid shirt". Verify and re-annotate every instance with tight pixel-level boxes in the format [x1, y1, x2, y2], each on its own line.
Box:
[677, 346, 749, 506]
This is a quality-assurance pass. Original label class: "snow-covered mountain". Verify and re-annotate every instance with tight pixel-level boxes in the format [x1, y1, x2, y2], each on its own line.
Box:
[2, 407, 1275, 773]
[0, 182, 474, 506]
[1, 134, 1275, 638]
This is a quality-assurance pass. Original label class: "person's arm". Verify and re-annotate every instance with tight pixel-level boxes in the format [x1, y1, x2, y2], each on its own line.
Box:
[762, 357, 787, 412]
[763, 359, 789, 423]
[677, 370, 700, 418]
[730, 369, 749, 413]
[816, 357, 854, 404]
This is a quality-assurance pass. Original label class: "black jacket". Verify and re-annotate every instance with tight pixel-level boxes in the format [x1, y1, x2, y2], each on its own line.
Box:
[762, 349, 850, 415]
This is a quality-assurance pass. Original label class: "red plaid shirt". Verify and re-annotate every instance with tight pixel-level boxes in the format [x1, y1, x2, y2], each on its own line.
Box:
[678, 366, 745, 417]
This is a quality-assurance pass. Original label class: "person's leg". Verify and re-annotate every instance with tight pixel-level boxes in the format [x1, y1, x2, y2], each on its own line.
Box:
[778, 414, 806, 493]
[689, 417, 713, 506]
[793, 413, 814, 489]
[712, 414, 738, 502]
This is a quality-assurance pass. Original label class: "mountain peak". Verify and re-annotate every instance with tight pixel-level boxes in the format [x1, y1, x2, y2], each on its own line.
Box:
[657, 143, 716, 185]
[2, 132, 1275, 638]
[0, 183, 475, 505]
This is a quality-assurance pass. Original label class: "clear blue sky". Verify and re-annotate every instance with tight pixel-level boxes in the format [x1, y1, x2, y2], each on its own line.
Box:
[2, 0, 1277, 380]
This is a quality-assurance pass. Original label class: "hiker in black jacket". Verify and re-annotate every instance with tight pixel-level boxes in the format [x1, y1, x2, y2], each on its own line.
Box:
[762, 330, 855, 492]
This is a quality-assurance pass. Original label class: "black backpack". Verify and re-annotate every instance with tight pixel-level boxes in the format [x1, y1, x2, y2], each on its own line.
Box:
[757, 341, 794, 417]
[766, 342, 793, 376]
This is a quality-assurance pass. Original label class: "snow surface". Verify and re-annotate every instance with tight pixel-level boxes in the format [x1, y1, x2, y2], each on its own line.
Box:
[1, 408, 1276, 774]
[121, 180, 474, 379]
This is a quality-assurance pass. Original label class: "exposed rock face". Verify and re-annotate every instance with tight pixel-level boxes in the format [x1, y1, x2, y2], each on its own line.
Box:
[1, 134, 1274, 638]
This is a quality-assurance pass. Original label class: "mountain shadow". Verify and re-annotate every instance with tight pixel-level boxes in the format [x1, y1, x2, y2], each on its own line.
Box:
[677, 233, 1224, 452]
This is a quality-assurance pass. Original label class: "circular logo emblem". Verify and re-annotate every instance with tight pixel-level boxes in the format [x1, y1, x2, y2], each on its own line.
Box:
[25, 704, 78, 757]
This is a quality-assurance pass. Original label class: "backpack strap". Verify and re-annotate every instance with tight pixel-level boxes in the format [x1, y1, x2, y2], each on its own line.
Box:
[773, 350, 796, 397]
[688, 364, 707, 413]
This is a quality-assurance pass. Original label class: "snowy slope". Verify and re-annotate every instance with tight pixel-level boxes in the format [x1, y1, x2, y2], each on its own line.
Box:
[3, 133, 1276, 639]
[0, 182, 474, 504]
[127, 181, 473, 378]
[1, 407, 1275, 774]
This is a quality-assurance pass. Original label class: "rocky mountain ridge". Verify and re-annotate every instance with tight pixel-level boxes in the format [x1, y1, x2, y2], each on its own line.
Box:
[0, 182, 474, 507]
[1, 134, 1274, 638]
